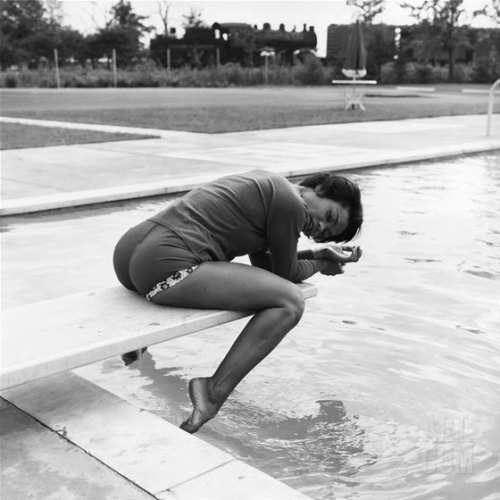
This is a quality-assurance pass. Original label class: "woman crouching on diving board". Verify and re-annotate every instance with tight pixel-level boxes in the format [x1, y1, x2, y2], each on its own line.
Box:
[113, 170, 363, 434]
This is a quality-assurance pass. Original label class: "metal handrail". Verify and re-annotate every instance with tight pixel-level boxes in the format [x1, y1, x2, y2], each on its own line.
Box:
[487, 78, 500, 137]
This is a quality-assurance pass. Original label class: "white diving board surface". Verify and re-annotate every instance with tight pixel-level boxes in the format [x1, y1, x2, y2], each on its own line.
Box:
[331, 80, 378, 85]
[1, 283, 318, 391]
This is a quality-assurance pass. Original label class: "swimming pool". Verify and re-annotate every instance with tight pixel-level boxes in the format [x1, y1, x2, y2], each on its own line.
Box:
[2, 153, 499, 499]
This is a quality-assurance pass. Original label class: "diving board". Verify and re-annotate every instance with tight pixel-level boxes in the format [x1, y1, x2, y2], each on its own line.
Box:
[1, 282, 318, 391]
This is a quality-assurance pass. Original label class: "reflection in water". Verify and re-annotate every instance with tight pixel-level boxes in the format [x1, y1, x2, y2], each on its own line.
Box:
[122, 350, 373, 494]
[122, 350, 190, 420]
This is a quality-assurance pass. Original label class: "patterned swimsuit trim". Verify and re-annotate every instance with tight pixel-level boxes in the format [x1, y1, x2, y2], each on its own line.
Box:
[145, 265, 199, 301]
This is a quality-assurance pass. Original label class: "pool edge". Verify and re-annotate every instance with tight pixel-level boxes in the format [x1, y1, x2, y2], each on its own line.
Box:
[1, 371, 312, 500]
[2, 142, 499, 217]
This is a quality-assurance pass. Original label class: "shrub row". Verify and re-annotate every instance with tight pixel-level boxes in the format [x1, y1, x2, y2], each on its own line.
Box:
[0, 58, 335, 88]
[1, 58, 498, 88]
[380, 58, 500, 84]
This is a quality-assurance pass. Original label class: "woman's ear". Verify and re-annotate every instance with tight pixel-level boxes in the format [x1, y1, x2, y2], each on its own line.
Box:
[314, 185, 324, 197]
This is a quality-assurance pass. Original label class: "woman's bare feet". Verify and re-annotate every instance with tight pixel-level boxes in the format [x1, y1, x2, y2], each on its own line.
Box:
[180, 377, 222, 434]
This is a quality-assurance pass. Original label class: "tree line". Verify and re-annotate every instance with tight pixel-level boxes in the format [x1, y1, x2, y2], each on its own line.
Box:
[1, 0, 158, 69]
[1, 0, 499, 83]
[347, 0, 499, 82]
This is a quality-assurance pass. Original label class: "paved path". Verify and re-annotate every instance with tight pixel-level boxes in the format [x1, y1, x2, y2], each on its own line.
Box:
[1, 113, 499, 216]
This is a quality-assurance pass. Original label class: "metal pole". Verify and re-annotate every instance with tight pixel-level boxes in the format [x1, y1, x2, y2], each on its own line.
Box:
[112, 48, 117, 88]
[487, 78, 500, 137]
[216, 47, 220, 68]
[54, 48, 60, 89]
[167, 48, 171, 73]
[265, 54, 269, 85]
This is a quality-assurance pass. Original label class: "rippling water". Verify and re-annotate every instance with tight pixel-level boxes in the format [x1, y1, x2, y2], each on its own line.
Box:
[2, 153, 500, 499]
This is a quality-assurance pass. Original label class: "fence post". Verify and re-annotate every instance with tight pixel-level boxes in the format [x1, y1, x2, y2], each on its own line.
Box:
[260, 49, 274, 85]
[167, 48, 171, 73]
[216, 47, 220, 67]
[112, 48, 117, 88]
[54, 48, 61, 89]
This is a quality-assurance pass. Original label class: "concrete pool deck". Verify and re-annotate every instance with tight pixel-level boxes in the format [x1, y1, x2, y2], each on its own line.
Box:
[2, 372, 310, 500]
[1, 113, 499, 216]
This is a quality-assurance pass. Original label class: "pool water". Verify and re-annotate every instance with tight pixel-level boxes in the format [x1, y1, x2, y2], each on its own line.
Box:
[2, 153, 500, 499]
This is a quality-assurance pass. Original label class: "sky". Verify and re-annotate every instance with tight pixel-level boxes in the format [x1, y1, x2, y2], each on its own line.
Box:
[58, 0, 497, 58]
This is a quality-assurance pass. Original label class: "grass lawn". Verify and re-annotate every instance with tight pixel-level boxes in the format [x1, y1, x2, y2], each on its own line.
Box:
[0, 122, 156, 150]
[0, 85, 497, 147]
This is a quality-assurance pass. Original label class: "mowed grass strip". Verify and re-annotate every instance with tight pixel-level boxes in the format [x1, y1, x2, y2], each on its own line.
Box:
[0, 87, 496, 148]
[3, 96, 494, 134]
[0, 122, 157, 150]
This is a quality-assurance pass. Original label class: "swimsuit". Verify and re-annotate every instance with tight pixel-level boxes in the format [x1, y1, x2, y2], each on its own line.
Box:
[113, 171, 319, 301]
[113, 220, 200, 298]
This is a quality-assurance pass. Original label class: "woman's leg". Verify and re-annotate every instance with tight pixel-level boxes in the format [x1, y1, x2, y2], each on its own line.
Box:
[151, 261, 305, 433]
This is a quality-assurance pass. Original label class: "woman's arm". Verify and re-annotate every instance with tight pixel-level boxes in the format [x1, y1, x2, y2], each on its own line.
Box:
[249, 250, 272, 271]
[251, 248, 339, 278]
[264, 179, 361, 282]
[253, 242, 360, 279]
[298, 243, 362, 264]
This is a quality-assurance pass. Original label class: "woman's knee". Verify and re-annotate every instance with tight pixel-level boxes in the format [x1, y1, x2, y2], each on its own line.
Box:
[279, 286, 305, 326]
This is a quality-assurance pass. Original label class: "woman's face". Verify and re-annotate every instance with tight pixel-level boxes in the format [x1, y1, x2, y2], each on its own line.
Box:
[301, 187, 350, 240]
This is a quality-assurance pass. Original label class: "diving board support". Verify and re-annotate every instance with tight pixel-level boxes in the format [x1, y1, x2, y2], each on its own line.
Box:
[331, 79, 377, 111]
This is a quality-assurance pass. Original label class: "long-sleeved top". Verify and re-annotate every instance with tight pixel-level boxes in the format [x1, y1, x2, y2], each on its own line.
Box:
[149, 170, 322, 282]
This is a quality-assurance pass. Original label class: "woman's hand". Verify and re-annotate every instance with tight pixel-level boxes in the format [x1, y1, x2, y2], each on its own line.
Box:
[316, 243, 363, 264]
[320, 261, 345, 276]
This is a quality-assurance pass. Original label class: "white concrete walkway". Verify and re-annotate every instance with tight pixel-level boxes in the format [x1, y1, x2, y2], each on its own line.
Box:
[2, 373, 310, 499]
[1, 114, 499, 215]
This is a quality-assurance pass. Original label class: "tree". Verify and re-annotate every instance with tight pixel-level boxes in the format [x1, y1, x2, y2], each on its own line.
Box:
[224, 25, 256, 66]
[400, 0, 468, 81]
[470, 2, 500, 82]
[156, 0, 170, 34]
[0, 0, 49, 68]
[0, 0, 86, 68]
[54, 26, 86, 64]
[182, 8, 207, 28]
[473, 0, 500, 25]
[90, 0, 152, 67]
[0, 0, 46, 36]
[365, 24, 397, 79]
[107, 0, 150, 32]
[347, 0, 386, 24]
[494, 0, 500, 19]
[87, 0, 112, 31]
[45, 0, 63, 25]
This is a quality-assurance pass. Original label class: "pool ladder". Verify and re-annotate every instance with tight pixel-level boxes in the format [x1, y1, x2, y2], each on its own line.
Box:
[487, 78, 500, 137]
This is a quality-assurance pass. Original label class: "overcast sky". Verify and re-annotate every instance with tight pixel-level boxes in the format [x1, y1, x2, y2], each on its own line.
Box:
[58, 0, 496, 57]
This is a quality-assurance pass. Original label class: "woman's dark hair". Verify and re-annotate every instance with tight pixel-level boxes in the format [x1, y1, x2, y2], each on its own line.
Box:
[300, 173, 363, 243]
